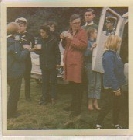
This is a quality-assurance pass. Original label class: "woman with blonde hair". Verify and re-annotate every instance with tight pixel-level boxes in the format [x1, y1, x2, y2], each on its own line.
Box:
[95, 35, 126, 129]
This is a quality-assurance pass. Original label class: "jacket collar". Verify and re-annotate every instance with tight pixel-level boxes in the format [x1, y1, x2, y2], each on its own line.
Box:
[104, 49, 117, 55]
[85, 21, 94, 26]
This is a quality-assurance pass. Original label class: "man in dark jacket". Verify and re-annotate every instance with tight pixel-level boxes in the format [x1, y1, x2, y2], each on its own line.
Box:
[35, 25, 61, 105]
[7, 22, 29, 118]
[15, 17, 35, 101]
[82, 8, 98, 31]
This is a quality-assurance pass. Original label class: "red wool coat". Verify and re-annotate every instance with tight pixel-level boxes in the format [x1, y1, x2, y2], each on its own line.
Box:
[62, 28, 88, 83]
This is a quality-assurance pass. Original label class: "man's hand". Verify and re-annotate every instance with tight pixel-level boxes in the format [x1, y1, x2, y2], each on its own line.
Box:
[60, 31, 69, 39]
[60, 33, 65, 39]
[67, 33, 73, 40]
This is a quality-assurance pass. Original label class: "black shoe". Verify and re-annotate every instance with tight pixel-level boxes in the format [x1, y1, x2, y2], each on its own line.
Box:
[39, 100, 47, 105]
[64, 106, 71, 112]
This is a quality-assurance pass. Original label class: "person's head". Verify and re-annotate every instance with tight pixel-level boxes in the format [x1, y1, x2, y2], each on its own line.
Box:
[105, 35, 121, 51]
[105, 17, 116, 30]
[39, 25, 50, 38]
[44, 21, 57, 32]
[87, 27, 98, 39]
[7, 22, 19, 35]
[84, 8, 95, 23]
[69, 14, 81, 31]
[15, 17, 27, 33]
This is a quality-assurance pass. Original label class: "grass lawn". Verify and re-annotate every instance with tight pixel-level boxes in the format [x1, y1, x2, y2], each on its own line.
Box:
[7, 78, 129, 130]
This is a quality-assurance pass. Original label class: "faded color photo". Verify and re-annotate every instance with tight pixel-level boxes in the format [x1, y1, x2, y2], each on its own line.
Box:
[6, 7, 128, 130]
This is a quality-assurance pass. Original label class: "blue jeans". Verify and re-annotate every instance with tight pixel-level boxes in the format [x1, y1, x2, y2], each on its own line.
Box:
[86, 63, 102, 99]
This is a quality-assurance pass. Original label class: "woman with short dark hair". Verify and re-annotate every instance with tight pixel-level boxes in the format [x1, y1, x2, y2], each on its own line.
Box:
[36, 25, 61, 105]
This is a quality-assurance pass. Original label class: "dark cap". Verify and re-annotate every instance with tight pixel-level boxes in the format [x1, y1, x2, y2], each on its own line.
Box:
[15, 17, 27, 24]
[106, 16, 116, 24]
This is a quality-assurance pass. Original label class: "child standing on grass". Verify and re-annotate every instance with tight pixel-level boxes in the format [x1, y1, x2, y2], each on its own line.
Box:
[95, 35, 126, 129]
[85, 27, 102, 111]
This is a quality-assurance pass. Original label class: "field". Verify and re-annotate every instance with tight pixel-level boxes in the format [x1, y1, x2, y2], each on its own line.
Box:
[7, 78, 128, 130]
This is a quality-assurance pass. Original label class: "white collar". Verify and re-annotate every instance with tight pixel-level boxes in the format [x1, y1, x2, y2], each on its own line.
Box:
[85, 21, 94, 26]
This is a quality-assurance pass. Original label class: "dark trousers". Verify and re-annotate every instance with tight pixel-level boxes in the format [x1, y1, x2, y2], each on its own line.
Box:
[7, 78, 22, 117]
[24, 60, 31, 99]
[96, 89, 121, 125]
[70, 81, 83, 114]
[41, 68, 57, 101]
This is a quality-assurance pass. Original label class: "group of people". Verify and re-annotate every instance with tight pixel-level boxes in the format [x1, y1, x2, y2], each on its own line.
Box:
[7, 8, 127, 129]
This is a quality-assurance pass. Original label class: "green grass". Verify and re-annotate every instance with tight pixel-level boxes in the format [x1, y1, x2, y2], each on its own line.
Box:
[7, 78, 129, 130]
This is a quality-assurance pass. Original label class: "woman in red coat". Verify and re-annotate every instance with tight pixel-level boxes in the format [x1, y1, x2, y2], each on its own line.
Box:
[61, 14, 88, 118]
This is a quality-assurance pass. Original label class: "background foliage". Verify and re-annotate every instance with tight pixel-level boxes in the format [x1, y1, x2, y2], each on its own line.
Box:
[7, 7, 128, 36]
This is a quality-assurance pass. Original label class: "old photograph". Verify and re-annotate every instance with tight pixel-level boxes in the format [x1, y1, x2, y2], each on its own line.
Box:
[1, 1, 132, 137]
[6, 6, 129, 129]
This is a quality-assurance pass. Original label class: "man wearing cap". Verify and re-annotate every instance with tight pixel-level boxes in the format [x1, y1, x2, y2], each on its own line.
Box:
[15, 17, 35, 101]
[105, 16, 116, 36]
